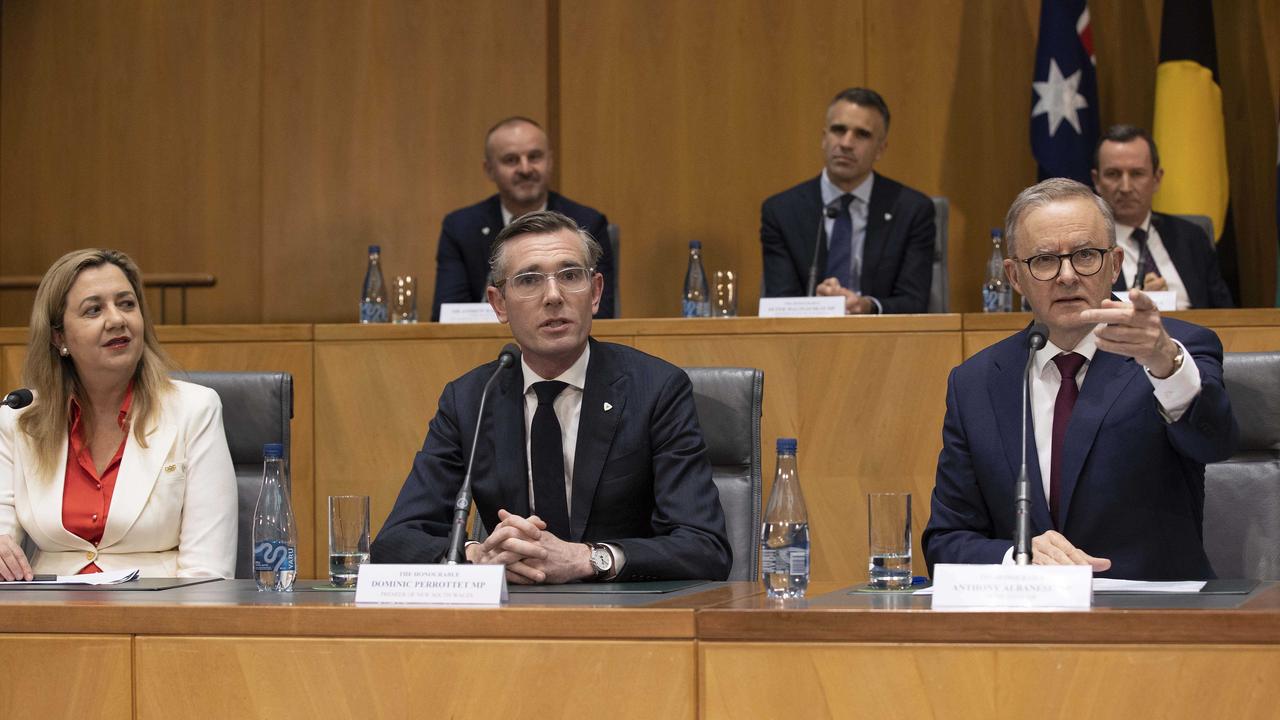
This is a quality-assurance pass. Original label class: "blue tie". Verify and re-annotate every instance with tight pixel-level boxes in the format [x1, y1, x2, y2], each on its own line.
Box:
[824, 194, 857, 289]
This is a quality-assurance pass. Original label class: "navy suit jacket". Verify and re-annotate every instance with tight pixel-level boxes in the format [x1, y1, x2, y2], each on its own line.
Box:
[371, 339, 732, 581]
[923, 319, 1238, 580]
[1111, 212, 1234, 308]
[760, 173, 935, 314]
[430, 192, 615, 321]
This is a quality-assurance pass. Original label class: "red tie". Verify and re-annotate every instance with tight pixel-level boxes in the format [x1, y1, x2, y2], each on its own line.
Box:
[1050, 352, 1087, 526]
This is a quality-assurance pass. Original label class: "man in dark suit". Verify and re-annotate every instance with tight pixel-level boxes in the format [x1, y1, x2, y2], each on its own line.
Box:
[375, 210, 731, 583]
[430, 117, 615, 321]
[923, 178, 1236, 580]
[1092, 124, 1233, 309]
[760, 87, 935, 314]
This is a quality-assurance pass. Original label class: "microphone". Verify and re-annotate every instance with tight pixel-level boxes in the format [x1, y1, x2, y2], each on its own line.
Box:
[806, 198, 843, 296]
[2, 389, 33, 410]
[1014, 322, 1049, 565]
[445, 343, 521, 564]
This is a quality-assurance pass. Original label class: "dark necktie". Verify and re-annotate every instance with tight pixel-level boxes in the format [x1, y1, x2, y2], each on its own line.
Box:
[530, 380, 571, 538]
[1131, 227, 1158, 289]
[1050, 352, 1086, 527]
[824, 193, 857, 289]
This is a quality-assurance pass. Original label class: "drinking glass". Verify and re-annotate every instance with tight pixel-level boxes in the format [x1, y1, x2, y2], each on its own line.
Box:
[713, 270, 737, 317]
[328, 495, 371, 587]
[867, 492, 912, 589]
[393, 275, 418, 323]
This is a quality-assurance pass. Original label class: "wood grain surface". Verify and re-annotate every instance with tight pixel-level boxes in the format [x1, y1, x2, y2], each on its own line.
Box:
[0, 634, 132, 720]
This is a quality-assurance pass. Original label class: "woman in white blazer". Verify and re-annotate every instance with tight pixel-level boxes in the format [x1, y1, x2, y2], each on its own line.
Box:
[0, 249, 236, 579]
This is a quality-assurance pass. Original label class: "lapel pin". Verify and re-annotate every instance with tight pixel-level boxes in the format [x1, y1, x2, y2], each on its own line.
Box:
[603, 402, 613, 412]
[482, 226, 490, 235]
[884, 212, 892, 221]
[164, 464, 176, 473]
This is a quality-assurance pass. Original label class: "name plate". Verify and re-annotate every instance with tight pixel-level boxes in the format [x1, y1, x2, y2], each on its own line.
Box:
[758, 296, 845, 318]
[930, 563, 1092, 610]
[1112, 290, 1176, 311]
[439, 303, 500, 324]
[355, 563, 508, 605]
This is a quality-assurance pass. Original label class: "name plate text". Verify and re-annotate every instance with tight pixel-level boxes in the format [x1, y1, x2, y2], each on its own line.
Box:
[930, 563, 1092, 610]
[355, 563, 508, 605]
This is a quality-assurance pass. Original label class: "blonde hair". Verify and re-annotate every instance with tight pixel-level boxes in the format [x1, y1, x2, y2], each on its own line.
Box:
[18, 249, 174, 475]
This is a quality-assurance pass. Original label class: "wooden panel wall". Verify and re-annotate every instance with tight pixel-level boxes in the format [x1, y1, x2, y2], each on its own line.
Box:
[0, 0, 1276, 324]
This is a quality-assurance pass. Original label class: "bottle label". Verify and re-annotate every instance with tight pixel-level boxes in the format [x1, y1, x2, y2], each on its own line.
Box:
[682, 300, 711, 318]
[360, 302, 388, 323]
[253, 540, 296, 572]
[761, 547, 809, 575]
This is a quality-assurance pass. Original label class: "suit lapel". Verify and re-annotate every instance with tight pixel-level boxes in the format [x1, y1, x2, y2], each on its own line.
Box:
[569, 340, 624, 541]
[1152, 214, 1203, 306]
[860, 174, 893, 291]
[99, 414, 174, 548]
[20, 432, 93, 550]
[1057, 349, 1137, 529]
[796, 178, 827, 284]
[989, 332, 1052, 534]
[491, 365, 531, 518]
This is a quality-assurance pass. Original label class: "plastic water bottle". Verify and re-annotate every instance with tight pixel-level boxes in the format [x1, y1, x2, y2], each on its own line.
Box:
[252, 443, 297, 592]
[982, 229, 1013, 312]
[682, 240, 711, 317]
[360, 244, 389, 323]
[760, 438, 809, 599]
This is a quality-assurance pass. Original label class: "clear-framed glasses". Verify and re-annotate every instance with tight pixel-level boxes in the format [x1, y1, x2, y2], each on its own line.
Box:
[1015, 247, 1109, 281]
[495, 266, 595, 299]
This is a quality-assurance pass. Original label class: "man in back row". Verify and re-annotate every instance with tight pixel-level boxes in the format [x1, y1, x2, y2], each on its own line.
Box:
[1092, 123, 1233, 309]
[924, 178, 1236, 580]
[377, 210, 730, 583]
[760, 87, 935, 314]
[431, 117, 616, 321]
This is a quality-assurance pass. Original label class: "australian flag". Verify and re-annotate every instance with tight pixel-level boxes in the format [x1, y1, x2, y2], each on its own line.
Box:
[1031, 0, 1100, 185]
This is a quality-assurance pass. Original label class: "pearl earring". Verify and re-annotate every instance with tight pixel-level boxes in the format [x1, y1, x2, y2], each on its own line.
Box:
[59, 346, 69, 357]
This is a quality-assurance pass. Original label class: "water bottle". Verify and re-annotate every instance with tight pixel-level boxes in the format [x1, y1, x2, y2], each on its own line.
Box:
[252, 443, 297, 592]
[682, 240, 711, 317]
[360, 244, 389, 323]
[760, 438, 809, 599]
[982, 229, 1013, 312]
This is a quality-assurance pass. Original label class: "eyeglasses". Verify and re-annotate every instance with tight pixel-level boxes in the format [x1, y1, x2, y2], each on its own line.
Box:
[1014, 247, 1110, 281]
[494, 266, 595, 299]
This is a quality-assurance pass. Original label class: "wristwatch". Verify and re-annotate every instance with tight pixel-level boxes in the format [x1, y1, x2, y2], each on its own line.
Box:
[1147, 343, 1185, 379]
[587, 543, 615, 580]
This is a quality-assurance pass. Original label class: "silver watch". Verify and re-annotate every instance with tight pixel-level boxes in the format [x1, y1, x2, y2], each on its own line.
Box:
[588, 543, 615, 579]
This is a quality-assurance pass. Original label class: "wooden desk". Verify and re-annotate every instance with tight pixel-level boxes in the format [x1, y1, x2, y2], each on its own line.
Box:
[698, 581, 1280, 719]
[0, 580, 756, 719]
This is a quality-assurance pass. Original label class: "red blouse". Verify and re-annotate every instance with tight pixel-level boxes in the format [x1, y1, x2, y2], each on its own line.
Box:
[62, 387, 133, 574]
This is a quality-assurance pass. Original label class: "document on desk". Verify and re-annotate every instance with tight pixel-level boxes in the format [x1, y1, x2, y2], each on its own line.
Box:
[1092, 579, 1206, 593]
[0, 568, 140, 586]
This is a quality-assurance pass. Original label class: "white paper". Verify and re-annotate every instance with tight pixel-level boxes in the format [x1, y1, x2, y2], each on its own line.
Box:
[439, 303, 500, 324]
[1112, 290, 1176, 311]
[355, 563, 508, 605]
[1092, 578, 1206, 593]
[757, 296, 845, 318]
[1, 568, 140, 586]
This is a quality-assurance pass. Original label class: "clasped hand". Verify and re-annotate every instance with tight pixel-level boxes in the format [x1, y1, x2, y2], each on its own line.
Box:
[1031, 530, 1111, 571]
[815, 277, 873, 314]
[464, 509, 591, 585]
[1079, 288, 1180, 378]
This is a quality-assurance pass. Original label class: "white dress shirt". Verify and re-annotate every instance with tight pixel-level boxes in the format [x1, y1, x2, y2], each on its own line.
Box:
[500, 201, 549, 228]
[521, 346, 589, 516]
[1115, 213, 1191, 310]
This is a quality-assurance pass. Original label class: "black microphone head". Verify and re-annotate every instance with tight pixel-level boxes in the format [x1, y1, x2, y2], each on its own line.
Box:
[1027, 322, 1049, 351]
[824, 202, 841, 219]
[498, 343, 521, 368]
[2, 388, 33, 410]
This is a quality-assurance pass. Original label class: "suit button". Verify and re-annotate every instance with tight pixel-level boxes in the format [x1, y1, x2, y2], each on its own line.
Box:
[85, 551, 96, 560]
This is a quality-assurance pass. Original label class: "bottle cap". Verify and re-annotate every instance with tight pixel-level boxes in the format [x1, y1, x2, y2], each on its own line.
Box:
[689, 240, 702, 249]
[368, 244, 381, 254]
[776, 438, 797, 454]
[990, 229, 1003, 237]
[263, 443, 284, 459]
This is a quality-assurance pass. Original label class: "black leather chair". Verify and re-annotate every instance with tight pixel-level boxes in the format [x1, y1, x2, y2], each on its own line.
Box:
[1203, 352, 1280, 580]
[178, 371, 294, 579]
[928, 197, 950, 313]
[684, 367, 764, 581]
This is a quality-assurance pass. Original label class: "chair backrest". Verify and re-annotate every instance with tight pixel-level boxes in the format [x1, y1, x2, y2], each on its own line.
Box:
[929, 197, 950, 313]
[607, 223, 621, 318]
[683, 367, 764, 581]
[178, 371, 294, 579]
[1173, 213, 1215, 248]
[1203, 352, 1280, 580]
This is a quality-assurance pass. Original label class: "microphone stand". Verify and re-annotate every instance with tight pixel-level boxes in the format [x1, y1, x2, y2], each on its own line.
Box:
[1015, 324, 1047, 566]
[806, 200, 840, 297]
[445, 347, 518, 564]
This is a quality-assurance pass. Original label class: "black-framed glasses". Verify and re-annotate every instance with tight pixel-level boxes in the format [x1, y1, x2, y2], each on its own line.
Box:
[1014, 247, 1109, 281]
[494, 266, 595, 299]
